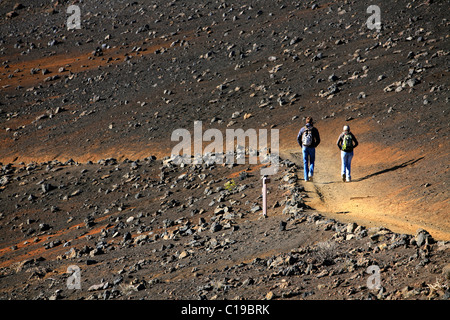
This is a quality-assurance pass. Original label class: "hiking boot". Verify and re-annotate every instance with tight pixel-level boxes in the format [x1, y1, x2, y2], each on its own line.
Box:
[309, 175, 313, 182]
[342, 174, 346, 182]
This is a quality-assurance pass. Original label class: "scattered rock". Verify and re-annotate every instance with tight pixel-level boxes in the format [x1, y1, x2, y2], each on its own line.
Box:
[6, 11, 18, 19]
[39, 223, 51, 231]
[442, 264, 450, 281]
[414, 229, 433, 247]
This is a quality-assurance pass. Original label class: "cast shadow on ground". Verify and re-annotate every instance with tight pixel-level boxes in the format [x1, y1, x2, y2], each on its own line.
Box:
[353, 157, 425, 182]
[311, 157, 424, 186]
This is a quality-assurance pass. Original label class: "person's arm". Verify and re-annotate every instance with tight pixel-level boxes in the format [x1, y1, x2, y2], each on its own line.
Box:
[336, 133, 343, 150]
[314, 128, 320, 147]
[352, 133, 359, 148]
[297, 128, 304, 147]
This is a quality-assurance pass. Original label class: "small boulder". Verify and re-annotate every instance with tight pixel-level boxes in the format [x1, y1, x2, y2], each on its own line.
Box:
[414, 228, 433, 247]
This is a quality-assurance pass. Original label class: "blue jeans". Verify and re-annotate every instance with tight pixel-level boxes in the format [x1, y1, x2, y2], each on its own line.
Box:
[341, 151, 354, 181]
[302, 146, 315, 181]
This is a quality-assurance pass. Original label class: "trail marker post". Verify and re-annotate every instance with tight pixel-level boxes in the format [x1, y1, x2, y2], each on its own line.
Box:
[262, 176, 270, 217]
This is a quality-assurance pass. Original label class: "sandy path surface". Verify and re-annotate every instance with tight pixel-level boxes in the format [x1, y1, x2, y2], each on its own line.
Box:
[279, 118, 449, 241]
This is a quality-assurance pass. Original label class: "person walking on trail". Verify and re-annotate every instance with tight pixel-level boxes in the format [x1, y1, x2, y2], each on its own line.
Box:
[297, 117, 320, 182]
[337, 125, 359, 182]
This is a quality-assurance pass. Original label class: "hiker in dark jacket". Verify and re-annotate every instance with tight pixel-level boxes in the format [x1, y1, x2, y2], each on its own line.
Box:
[297, 117, 320, 182]
[336, 125, 359, 182]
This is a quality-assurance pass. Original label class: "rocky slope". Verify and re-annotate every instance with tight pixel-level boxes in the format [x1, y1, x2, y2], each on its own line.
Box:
[0, 157, 449, 300]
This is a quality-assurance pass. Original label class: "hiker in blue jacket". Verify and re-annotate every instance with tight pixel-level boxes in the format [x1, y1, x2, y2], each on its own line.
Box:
[297, 117, 321, 182]
[337, 125, 359, 182]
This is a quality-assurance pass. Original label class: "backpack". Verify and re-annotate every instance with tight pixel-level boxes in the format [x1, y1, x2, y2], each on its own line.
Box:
[342, 133, 353, 152]
[302, 127, 313, 147]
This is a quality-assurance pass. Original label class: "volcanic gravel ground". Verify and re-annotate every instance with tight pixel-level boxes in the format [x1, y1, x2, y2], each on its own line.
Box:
[0, 0, 449, 301]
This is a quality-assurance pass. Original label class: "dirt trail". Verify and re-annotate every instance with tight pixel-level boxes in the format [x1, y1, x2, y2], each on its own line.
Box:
[279, 118, 450, 241]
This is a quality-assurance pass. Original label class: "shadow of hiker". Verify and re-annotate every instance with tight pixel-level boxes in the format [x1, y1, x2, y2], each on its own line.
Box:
[354, 157, 425, 182]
